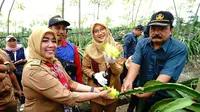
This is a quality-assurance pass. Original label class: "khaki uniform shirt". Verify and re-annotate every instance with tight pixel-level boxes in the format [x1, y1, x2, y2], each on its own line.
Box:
[22, 59, 79, 112]
[0, 50, 16, 110]
[82, 43, 124, 106]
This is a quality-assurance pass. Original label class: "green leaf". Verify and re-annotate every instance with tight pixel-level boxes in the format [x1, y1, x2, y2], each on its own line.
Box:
[176, 90, 193, 99]
[119, 87, 144, 96]
[103, 85, 108, 90]
[196, 78, 200, 92]
[166, 90, 183, 98]
[149, 98, 177, 112]
[179, 78, 198, 87]
[143, 81, 200, 102]
[185, 103, 200, 112]
[172, 109, 188, 112]
[119, 80, 200, 102]
[160, 98, 195, 112]
[143, 80, 164, 88]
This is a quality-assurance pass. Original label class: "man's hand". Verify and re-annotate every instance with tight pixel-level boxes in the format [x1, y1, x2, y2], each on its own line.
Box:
[134, 92, 153, 100]
[121, 79, 133, 92]
[125, 55, 133, 69]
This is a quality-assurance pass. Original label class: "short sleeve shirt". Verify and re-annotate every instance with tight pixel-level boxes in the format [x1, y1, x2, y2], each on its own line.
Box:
[132, 37, 187, 86]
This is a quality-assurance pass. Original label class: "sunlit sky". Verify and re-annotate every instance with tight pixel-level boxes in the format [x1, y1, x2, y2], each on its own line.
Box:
[0, 0, 199, 32]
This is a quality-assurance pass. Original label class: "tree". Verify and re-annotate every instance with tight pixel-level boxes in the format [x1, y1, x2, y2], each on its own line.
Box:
[134, 0, 142, 22]
[173, 0, 179, 23]
[56, 4, 62, 15]
[69, 0, 114, 28]
[122, 0, 137, 24]
[78, 0, 81, 28]
[69, 0, 81, 28]
[0, 0, 5, 12]
[89, 0, 115, 20]
[62, 0, 64, 18]
[7, 0, 15, 35]
[6, 1, 25, 35]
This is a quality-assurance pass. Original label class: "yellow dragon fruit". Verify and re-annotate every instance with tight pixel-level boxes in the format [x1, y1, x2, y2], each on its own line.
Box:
[103, 85, 119, 98]
[103, 43, 121, 58]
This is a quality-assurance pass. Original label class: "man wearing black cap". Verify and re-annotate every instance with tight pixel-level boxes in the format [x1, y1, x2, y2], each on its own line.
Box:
[48, 15, 70, 41]
[121, 11, 188, 111]
[48, 15, 83, 84]
[123, 25, 144, 59]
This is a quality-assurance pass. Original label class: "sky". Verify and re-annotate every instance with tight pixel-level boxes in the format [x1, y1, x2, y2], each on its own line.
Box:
[0, 0, 199, 32]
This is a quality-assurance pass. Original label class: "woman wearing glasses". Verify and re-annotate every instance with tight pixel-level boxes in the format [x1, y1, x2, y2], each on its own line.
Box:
[82, 21, 124, 112]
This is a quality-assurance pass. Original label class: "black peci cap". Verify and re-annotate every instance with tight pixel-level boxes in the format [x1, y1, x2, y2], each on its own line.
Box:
[149, 11, 174, 27]
[48, 15, 70, 27]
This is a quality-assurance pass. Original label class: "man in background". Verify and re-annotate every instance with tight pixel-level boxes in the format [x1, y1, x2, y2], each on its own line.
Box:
[48, 15, 83, 84]
[123, 25, 144, 59]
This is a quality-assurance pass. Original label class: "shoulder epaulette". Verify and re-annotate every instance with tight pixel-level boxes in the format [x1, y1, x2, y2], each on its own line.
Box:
[28, 59, 41, 66]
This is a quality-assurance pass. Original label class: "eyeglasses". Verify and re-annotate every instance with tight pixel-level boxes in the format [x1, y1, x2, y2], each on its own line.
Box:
[93, 27, 106, 35]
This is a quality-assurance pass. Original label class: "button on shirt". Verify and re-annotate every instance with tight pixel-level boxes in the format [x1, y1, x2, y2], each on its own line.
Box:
[132, 37, 187, 86]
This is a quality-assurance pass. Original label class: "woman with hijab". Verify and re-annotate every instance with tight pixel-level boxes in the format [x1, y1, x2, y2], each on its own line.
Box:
[4, 35, 27, 90]
[22, 27, 111, 112]
[82, 22, 124, 112]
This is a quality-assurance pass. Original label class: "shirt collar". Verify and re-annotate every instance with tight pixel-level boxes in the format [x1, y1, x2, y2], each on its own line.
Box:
[161, 37, 171, 52]
[61, 40, 68, 46]
[147, 39, 153, 47]
[132, 32, 137, 37]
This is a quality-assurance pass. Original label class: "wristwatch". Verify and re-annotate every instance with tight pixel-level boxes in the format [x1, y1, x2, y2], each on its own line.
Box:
[4, 61, 10, 73]
[90, 86, 94, 92]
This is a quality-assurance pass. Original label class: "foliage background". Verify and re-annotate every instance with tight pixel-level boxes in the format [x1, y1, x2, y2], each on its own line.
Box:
[0, 0, 199, 62]
[0, 1, 199, 111]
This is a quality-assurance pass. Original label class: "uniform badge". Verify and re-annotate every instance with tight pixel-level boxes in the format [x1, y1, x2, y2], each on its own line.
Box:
[156, 13, 164, 20]
[29, 59, 41, 66]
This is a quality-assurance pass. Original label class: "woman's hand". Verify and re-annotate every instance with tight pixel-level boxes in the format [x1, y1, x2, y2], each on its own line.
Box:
[0, 54, 6, 64]
[14, 59, 27, 65]
[93, 71, 108, 86]
[104, 53, 116, 63]
[17, 90, 24, 97]
[93, 87, 103, 93]
[0, 73, 8, 81]
[98, 89, 113, 100]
